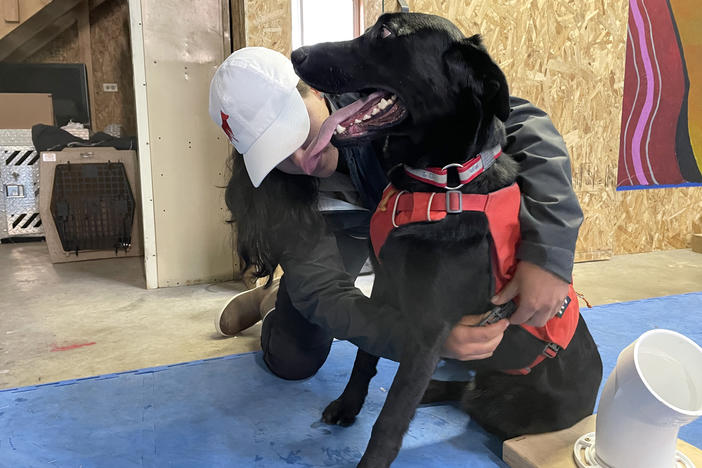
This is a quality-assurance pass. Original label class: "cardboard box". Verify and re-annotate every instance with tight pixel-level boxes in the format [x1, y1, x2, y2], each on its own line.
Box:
[0, 93, 54, 129]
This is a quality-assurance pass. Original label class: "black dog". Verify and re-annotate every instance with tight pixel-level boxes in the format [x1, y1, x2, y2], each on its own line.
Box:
[292, 13, 602, 468]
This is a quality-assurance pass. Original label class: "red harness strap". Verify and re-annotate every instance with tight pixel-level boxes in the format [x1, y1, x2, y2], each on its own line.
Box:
[370, 183, 580, 374]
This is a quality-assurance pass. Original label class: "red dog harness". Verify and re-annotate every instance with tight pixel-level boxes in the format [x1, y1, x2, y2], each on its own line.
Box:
[370, 181, 580, 375]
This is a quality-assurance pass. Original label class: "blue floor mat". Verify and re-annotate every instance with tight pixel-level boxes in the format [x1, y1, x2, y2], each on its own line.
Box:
[1, 292, 701, 467]
[0, 344, 504, 468]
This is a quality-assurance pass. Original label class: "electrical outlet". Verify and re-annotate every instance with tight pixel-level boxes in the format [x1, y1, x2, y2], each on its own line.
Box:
[103, 83, 118, 92]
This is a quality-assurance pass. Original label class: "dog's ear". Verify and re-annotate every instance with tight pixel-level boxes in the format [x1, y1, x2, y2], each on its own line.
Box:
[444, 36, 511, 122]
[484, 65, 510, 122]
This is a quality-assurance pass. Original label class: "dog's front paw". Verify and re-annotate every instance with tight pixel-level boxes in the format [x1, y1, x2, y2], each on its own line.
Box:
[322, 398, 359, 427]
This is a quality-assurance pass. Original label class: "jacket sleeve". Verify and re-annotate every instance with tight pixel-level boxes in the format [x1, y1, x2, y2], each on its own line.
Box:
[279, 231, 403, 362]
[504, 97, 584, 283]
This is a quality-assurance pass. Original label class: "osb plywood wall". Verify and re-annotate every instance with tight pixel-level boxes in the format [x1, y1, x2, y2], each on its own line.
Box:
[243, 0, 292, 54]
[363, 0, 384, 30]
[89, 0, 136, 135]
[237, 0, 702, 259]
[399, 0, 702, 259]
[25, 0, 136, 135]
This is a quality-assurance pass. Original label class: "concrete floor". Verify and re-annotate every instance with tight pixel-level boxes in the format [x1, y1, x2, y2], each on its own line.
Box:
[1, 241, 701, 390]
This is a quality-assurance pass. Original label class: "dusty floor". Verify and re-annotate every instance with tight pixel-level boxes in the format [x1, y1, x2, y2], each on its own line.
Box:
[1, 241, 700, 390]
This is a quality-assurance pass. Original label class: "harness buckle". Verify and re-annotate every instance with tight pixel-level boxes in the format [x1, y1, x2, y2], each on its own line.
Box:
[445, 190, 463, 214]
[543, 342, 561, 359]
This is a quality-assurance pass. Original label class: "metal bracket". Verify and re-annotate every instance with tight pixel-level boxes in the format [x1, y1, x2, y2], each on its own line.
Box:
[543, 342, 561, 358]
[397, 0, 410, 12]
[445, 190, 463, 213]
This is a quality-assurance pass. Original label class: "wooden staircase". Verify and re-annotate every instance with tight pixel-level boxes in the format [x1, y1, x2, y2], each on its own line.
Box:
[0, 0, 108, 62]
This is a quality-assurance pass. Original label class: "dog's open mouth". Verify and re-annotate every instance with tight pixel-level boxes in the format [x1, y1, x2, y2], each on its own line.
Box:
[300, 90, 408, 174]
[330, 90, 408, 143]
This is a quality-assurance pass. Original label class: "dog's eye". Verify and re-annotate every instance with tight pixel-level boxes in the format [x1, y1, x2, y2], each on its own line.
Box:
[380, 26, 392, 39]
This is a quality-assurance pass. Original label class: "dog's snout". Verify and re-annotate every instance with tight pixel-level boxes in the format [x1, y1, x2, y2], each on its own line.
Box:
[291, 47, 309, 67]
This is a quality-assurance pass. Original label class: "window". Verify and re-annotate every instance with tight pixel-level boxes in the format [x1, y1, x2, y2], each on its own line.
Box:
[291, 0, 363, 50]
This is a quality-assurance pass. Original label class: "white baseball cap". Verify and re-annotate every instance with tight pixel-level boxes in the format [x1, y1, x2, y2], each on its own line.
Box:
[209, 47, 310, 187]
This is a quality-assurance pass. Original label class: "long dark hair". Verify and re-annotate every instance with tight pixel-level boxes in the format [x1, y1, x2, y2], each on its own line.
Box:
[225, 151, 322, 286]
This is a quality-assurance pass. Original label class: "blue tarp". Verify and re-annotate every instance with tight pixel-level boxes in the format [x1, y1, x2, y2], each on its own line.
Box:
[1, 292, 700, 467]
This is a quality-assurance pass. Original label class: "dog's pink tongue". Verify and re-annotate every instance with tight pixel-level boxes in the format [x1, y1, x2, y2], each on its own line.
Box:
[301, 91, 385, 175]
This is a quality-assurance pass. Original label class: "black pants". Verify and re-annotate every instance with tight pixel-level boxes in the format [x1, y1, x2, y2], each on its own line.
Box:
[261, 230, 369, 380]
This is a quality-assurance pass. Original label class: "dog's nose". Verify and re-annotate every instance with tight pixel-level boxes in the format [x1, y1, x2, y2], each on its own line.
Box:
[291, 47, 309, 67]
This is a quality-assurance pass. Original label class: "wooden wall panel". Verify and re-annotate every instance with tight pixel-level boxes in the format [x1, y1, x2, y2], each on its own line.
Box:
[363, 0, 383, 28]
[614, 189, 702, 254]
[231, 0, 246, 50]
[399, 0, 621, 261]
[575, 190, 615, 261]
[89, 0, 136, 135]
[233, 0, 702, 259]
[244, 0, 291, 55]
[372, 0, 702, 258]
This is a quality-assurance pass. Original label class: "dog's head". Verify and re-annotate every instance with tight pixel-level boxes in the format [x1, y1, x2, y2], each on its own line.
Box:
[292, 12, 509, 160]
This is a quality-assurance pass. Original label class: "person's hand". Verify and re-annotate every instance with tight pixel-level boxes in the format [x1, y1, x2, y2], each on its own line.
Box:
[491, 261, 569, 327]
[442, 317, 509, 361]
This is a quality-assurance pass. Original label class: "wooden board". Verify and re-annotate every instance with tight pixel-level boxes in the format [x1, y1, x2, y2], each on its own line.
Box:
[89, 0, 137, 135]
[39, 147, 143, 263]
[3, 0, 19, 23]
[244, 0, 291, 55]
[231, 0, 246, 51]
[503, 414, 702, 468]
[76, 0, 95, 130]
[692, 233, 702, 254]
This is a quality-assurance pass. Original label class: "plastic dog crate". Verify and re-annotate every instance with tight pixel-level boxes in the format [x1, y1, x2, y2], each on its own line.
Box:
[50, 162, 136, 253]
[39, 147, 142, 263]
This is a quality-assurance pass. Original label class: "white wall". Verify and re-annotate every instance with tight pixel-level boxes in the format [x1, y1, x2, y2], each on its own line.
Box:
[129, 0, 236, 288]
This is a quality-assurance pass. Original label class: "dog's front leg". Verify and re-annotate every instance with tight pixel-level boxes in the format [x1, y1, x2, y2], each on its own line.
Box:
[323, 348, 380, 426]
[357, 324, 450, 468]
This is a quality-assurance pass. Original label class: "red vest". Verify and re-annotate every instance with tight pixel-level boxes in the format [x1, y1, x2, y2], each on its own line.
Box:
[370, 183, 579, 372]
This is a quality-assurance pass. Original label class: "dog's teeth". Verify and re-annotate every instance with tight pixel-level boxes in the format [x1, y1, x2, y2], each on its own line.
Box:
[389, 95, 396, 102]
[336, 124, 346, 133]
[363, 114, 371, 120]
[354, 119, 362, 124]
[378, 99, 389, 110]
[371, 107, 380, 115]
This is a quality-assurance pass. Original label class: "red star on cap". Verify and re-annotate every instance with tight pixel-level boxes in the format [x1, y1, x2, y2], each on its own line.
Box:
[220, 111, 238, 142]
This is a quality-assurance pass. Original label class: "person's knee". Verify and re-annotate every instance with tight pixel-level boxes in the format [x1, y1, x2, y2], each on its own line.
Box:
[259, 297, 332, 381]
[263, 345, 328, 380]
